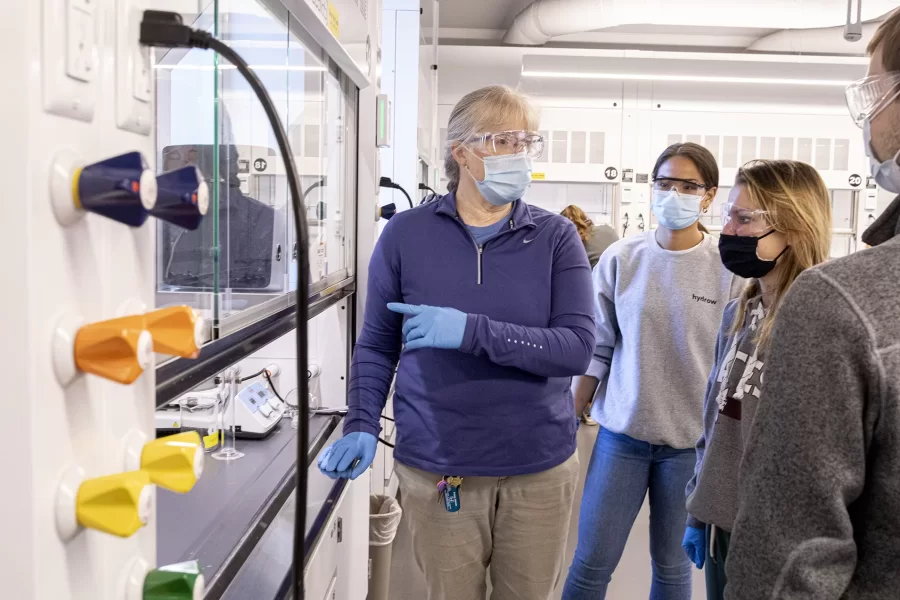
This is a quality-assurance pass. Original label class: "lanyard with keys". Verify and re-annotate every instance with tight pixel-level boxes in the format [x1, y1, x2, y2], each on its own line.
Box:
[437, 476, 463, 512]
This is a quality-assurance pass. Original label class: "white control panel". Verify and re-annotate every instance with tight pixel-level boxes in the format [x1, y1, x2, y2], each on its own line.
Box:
[155, 380, 286, 439]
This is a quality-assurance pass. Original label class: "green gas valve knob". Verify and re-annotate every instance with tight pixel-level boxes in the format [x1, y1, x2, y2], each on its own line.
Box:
[144, 561, 204, 600]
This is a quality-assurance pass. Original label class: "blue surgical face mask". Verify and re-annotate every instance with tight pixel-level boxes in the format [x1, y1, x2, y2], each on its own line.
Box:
[864, 119, 900, 193]
[651, 189, 702, 230]
[466, 151, 532, 206]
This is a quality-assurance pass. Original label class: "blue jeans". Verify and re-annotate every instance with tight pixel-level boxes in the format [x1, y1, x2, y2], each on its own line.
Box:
[563, 428, 696, 600]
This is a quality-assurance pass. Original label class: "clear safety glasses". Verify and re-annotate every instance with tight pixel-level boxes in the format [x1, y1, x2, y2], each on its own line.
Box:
[845, 72, 900, 128]
[652, 177, 708, 196]
[721, 202, 772, 236]
[466, 130, 545, 159]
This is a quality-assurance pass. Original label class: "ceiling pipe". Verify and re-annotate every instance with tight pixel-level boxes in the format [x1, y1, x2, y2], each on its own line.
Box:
[747, 22, 880, 53]
[502, 0, 898, 46]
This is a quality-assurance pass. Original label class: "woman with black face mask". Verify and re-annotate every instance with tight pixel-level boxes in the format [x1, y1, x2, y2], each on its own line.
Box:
[682, 159, 832, 599]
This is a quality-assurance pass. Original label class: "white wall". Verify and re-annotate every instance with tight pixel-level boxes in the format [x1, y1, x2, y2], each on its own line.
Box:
[437, 51, 878, 254]
[1, 1, 159, 597]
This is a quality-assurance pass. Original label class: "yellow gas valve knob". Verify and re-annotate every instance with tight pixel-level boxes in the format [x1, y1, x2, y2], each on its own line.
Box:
[61, 314, 153, 385]
[137, 432, 204, 493]
[144, 306, 204, 359]
[57, 469, 153, 540]
[77, 471, 153, 538]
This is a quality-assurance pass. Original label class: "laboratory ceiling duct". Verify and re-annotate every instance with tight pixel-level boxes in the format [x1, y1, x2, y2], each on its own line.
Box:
[502, 0, 899, 46]
[747, 22, 880, 52]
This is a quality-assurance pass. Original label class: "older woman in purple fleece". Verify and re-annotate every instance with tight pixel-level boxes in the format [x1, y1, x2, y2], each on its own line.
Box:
[318, 85, 595, 600]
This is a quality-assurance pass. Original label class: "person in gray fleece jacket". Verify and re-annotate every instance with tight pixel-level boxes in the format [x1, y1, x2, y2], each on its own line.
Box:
[682, 160, 833, 600]
[725, 12, 900, 597]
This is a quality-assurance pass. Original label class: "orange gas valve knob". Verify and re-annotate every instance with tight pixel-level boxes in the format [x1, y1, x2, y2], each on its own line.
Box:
[74, 315, 154, 384]
[144, 306, 204, 358]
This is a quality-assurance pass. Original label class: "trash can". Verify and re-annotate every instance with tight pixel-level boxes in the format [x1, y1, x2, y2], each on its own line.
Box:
[368, 494, 402, 600]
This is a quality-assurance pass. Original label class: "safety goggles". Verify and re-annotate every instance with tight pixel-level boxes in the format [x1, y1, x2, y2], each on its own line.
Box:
[845, 72, 900, 128]
[652, 177, 708, 196]
[465, 130, 545, 159]
[721, 202, 772, 236]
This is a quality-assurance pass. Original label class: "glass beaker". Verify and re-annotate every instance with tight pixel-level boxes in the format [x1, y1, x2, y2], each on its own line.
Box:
[212, 367, 244, 461]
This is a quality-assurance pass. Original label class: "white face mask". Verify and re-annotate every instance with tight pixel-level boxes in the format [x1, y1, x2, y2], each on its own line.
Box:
[650, 190, 703, 230]
[864, 119, 900, 193]
[465, 151, 532, 206]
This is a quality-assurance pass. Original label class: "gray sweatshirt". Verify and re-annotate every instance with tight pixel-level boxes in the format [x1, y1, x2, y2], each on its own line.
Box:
[725, 196, 900, 600]
[685, 296, 766, 531]
[587, 232, 744, 449]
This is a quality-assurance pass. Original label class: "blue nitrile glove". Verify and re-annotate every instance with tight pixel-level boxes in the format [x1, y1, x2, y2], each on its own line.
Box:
[682, 526, 707, 570]
[387, 303, 467, 351]
[318, 432, 377, 480]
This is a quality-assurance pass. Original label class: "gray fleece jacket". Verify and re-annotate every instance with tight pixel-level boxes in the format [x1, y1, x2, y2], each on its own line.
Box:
[725, 195, 900, 600]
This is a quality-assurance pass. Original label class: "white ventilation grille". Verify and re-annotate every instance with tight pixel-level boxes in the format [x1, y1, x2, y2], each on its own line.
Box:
[797, 138, 813, 163]
[570, 131, 587, 163]
[686, 134, 701, 144]
[723, 136, 739, 168]
[704, 135, 720, 160]
[815, 138, 832, 170]
[834, 139, 850, 171]
[741, 137, 757, 166]
[590, 132, 606, 164]
[552, 131, 568, 163]
[778, 138, 794, 160]
[667, 134, 854, 172]
[760, 137, 776, 160]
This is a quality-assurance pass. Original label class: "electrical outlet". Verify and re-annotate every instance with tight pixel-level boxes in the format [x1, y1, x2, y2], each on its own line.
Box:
[133, 46, 152, 102]
[65, 2, 95, 82]
[116, 1, 152, 135]
[43, 0, 97, 121]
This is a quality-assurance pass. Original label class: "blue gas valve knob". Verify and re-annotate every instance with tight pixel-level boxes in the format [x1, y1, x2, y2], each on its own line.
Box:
[68, 151, 157, 227]
[151, 166, 210, 230]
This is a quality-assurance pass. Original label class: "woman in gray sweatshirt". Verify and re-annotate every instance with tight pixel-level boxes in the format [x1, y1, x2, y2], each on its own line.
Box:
[563, 143, 744, 600]
[683, 160, 832, 600]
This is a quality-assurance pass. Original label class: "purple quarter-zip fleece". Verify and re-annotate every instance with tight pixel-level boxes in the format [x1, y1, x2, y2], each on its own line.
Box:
[344, 192, 596, 477]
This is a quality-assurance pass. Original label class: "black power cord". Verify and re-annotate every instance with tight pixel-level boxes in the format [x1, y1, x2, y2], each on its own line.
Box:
[418, 182, 437, 197]
[264, 369, 286, 404]
[214, 367, 266, 384]
[140, 11, 310, 600]
[379, 176, 413, 209]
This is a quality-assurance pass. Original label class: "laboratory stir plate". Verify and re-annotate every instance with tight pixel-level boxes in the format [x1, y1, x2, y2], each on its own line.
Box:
[233, 381, 286, 437]
[155, 380, 286, 439]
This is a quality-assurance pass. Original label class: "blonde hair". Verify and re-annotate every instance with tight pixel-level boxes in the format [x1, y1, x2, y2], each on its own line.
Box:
[730, 159, 833, 350]
[444, 85, 539, 193]
[561, 205, 594, 242]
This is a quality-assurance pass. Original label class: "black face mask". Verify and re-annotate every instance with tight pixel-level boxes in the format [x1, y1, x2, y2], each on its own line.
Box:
[718, 230, 789, 279]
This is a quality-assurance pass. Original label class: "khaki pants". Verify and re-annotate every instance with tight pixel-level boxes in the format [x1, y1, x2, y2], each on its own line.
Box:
[396, 453, 579, 600]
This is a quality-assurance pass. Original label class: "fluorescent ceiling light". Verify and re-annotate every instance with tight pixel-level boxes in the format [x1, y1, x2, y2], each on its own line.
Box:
[520, 70, 852, 86]
[153, 64, 326, 72]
